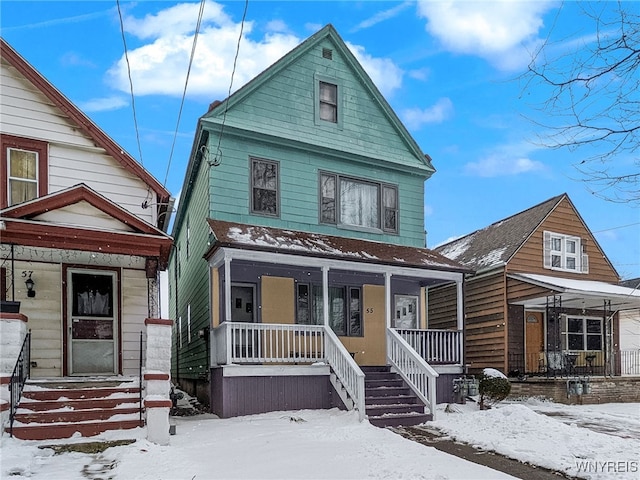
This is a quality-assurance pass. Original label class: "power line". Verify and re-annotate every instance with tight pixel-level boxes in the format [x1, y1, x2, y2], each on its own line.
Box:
[116, 0, 144, 168]
[213, 0, 249, 166]
[164, 0, 207, 187]
[592, 221, 640, 234]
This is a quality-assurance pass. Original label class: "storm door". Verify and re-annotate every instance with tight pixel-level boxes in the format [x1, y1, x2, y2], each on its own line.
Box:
[393, 295, 418, 329]
[68, 269, 117, 375]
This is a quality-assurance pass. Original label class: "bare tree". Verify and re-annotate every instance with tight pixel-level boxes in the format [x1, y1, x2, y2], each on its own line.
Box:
[524, 1, 640, 204]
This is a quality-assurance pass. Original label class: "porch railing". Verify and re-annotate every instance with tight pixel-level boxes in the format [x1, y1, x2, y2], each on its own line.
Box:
[620, 349, 640, 376]
[211, 322, 365, 420]
[386, 328, 438, 418]
[396, 328, 463, 365]
[8, 330, 31, 437]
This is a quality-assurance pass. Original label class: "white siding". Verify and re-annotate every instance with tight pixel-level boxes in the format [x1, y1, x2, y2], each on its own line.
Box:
[13, 261, 63, 378]
[0, 59, 157, 226]
[121, 268, 148, 376]
[33, 200, 136, 232]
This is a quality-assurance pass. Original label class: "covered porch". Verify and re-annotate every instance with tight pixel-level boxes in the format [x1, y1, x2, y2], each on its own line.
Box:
[205, 220, 469, 421]
[506, 273, 640, 379]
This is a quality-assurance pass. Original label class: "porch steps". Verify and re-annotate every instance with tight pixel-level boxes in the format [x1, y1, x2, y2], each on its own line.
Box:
[5, 378, 143, 441]
[362, 366, 431, 428]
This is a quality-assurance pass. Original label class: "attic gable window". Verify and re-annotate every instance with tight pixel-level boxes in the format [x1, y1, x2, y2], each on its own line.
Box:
[319, 81, 338, 122]
[320, 172, 398, 234]
[250, 157, 279, 217]
[1, 134, 48, 208]
[314, 74, 343, 128]
[543, 231, 588, 273]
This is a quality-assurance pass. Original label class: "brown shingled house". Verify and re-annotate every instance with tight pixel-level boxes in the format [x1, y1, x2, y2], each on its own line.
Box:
[429, 193, 640, 379]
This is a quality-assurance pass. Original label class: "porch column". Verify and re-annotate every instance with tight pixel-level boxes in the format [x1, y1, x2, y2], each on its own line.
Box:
[224, 255, 232, 322]
[144, 318, 173, 445]
[456, 279, 464, 331]
[385, 272, 392, 329]
[322, 266, 329, 326]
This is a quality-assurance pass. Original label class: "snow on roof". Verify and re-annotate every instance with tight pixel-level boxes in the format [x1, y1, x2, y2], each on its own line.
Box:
[208, 219, 471, 272]
[515, 273, 640, 298]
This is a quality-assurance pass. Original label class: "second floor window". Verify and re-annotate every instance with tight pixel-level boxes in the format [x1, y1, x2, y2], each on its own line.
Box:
[320, 172, 398, 233]
[543, 231, 588, 273]
[250, 157, 279, 216]
[1, 135, 48, 209]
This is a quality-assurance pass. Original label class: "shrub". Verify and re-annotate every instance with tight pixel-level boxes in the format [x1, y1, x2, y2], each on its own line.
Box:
[478, 368, 511, 410]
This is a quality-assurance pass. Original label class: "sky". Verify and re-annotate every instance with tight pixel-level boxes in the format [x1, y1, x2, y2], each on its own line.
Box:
[1, 0, 639, 280]
[2, 398, 639, 479]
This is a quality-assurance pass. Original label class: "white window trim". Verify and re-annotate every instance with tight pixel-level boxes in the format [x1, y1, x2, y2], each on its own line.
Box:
[543, 231, 588, 273]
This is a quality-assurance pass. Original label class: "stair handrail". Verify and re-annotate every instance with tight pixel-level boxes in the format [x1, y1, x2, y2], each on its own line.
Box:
[323, 325, 366, 421]
[139, 330, 143, 424]
[386, 328, 439, 419]
[8, 330, 31, 437]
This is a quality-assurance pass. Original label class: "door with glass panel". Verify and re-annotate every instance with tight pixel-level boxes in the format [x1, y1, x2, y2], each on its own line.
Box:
[68, 269, 117, 375]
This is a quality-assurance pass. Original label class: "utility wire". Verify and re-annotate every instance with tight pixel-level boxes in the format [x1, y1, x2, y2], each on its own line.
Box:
[213, 0, 249, 166]
[164, 0, 207, 187]
[116, 0, 144, 168]
[592, 221, 640, 234]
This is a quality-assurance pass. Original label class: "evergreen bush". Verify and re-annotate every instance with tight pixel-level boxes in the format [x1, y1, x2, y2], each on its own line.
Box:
[478, 368, 511, 410]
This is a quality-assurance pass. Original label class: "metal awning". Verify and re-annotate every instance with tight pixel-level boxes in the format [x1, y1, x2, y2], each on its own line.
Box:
[508, 273, 640, 311]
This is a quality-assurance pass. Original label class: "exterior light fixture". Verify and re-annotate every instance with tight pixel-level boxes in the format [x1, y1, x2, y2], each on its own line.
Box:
[25, 276, 35, 298]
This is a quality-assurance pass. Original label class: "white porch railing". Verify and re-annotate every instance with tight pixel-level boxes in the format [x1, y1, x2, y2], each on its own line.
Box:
[396, 328, 463, 365]
[211, 322, 365, 420]
[620, 349, 640, 376]
[387, 328, 439, 418]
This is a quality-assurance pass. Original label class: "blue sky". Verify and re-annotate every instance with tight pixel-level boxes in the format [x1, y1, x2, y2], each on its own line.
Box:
[2, 1, 639, 279]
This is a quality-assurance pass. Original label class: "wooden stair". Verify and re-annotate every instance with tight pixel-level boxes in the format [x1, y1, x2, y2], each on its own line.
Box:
[362, 366, 432, 428]
[6, 378, 143, 440]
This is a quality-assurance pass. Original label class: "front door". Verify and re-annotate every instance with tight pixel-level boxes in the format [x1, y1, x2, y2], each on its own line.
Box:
[393, 295, 418, 329]
[68, 269, 117, 375]
[231, 284, 256, 357]
[525, 311, 544, 373]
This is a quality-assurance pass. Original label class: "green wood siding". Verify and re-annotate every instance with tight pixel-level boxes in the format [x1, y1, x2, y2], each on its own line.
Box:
[169, 154, 211, 381]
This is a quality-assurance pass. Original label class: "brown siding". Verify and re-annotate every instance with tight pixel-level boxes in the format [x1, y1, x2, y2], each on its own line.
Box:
[509, 197, 619, 282]
[427, 283, 457, 330]
[464, 271, 507, 373]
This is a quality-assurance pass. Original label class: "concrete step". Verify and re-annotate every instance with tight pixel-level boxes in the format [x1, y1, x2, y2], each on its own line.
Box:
[22, 386, 140, 401]
[8, 418, 143, 441]
[15, 406, 141, 424]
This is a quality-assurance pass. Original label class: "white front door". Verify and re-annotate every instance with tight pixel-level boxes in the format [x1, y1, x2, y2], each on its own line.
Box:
[393, 295, 418, 329]
[68, 269, 118, 375]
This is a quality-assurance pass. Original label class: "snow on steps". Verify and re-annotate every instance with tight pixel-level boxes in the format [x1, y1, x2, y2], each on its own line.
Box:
[6, 378, 143, 441]
[362, 366, 432, 428]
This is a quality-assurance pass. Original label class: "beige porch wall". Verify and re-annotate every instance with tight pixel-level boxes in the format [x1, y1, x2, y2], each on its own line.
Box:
[340, 284, 386, 365]
[7, 258, 151, 377]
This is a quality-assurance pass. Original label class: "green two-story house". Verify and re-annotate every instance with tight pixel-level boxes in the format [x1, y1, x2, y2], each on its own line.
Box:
[169, 25, 469, 427]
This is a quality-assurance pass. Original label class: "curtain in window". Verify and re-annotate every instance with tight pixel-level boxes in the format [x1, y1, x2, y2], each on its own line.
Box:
[9, 149, 37, 205]
[340, 179, 378, 228]
[252, 160, 278, 214]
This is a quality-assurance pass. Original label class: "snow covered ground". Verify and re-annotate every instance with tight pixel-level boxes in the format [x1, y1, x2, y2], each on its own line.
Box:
[1, 399, 638, 480]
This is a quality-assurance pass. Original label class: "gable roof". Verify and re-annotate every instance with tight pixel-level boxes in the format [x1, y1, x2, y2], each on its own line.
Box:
[0, 37, 172, 230]
[435, 194, 566, 271]
[203, 24, 433, 172]
[206, 219, 470, 274]
[0, 184, 172, 267]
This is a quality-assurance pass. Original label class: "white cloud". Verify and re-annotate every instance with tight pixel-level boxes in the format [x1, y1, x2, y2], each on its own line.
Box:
[408, 68, 431, 81]
[107, 2, 403, 99]
[416, 0, 556, 71]
[401, 98, 454, 130]
[465, 155, 545, 177]
[346, 42, 403, 97]
[79, 96, 128, 112]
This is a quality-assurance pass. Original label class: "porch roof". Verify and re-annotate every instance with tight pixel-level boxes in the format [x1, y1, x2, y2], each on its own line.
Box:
[508, 273, 640, 311]
[206, 219, 471, 275]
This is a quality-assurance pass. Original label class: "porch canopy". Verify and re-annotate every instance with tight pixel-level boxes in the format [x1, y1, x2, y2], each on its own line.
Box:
[205, 219, 471, 329]
[508, 273, 640, 311]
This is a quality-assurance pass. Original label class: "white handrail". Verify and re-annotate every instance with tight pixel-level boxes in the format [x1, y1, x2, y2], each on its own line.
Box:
[323, 326, 366, 421]
[387, 328, 439, 419]
[396, 328, 463, 364]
